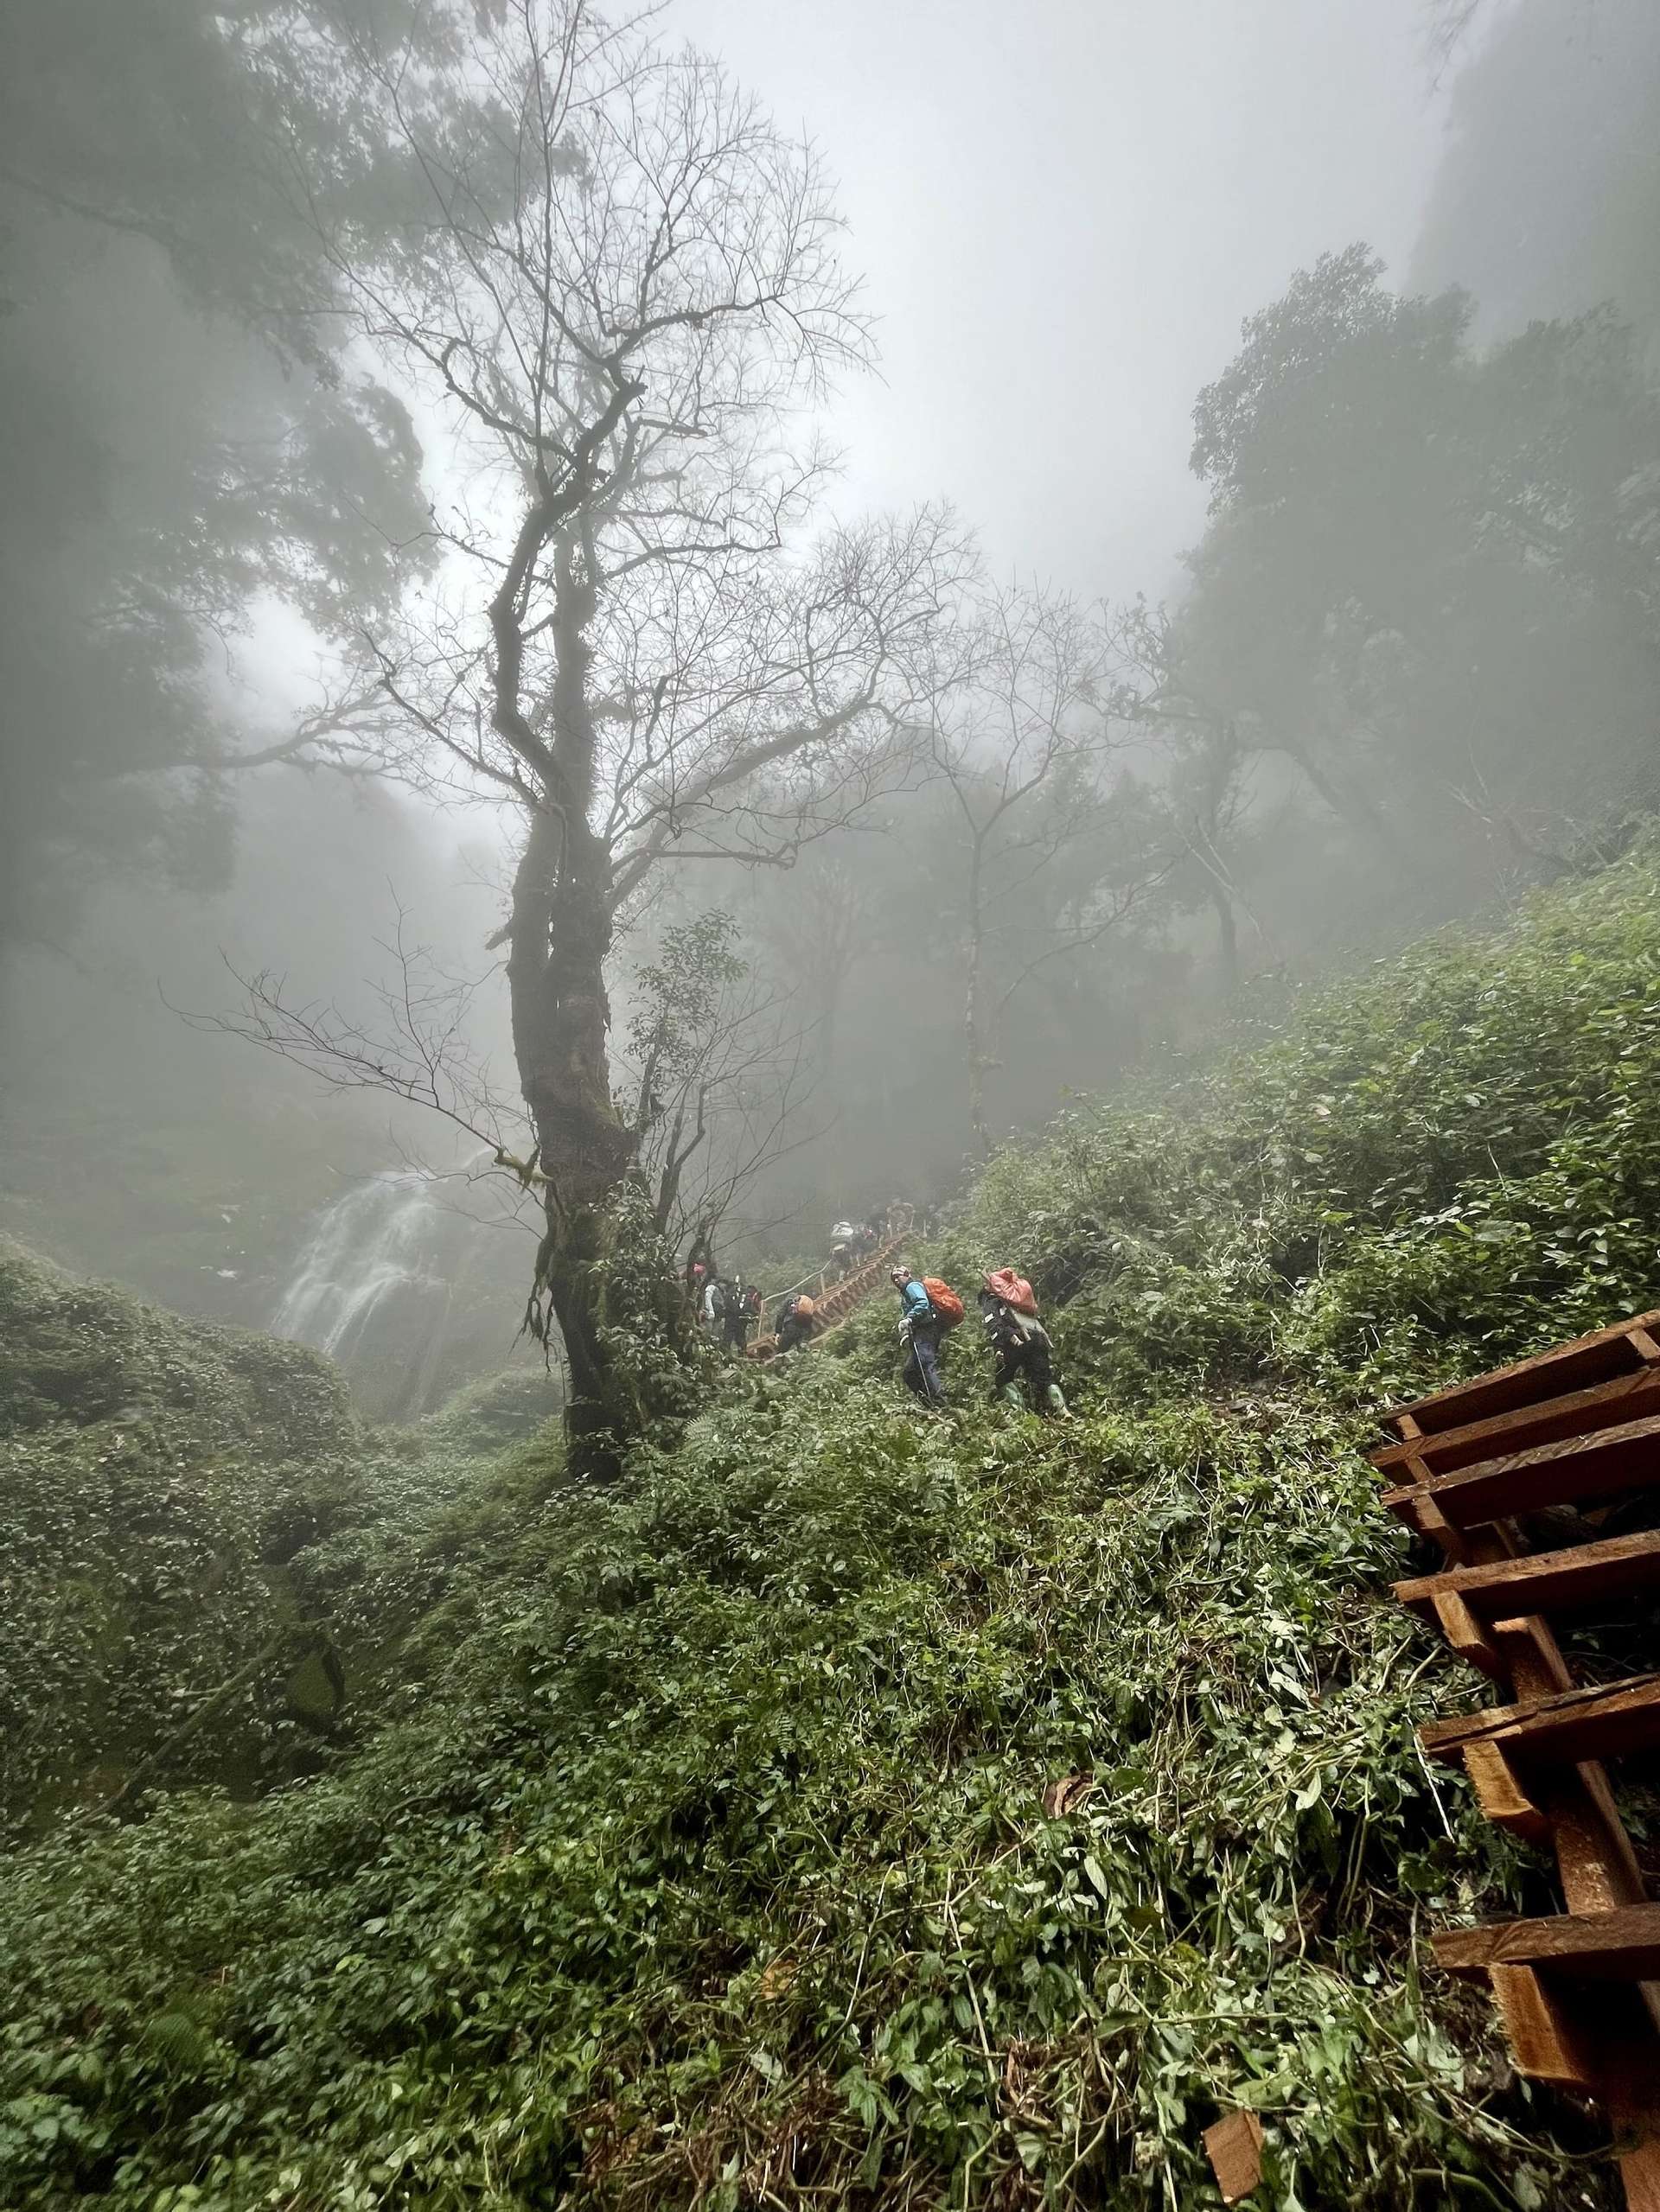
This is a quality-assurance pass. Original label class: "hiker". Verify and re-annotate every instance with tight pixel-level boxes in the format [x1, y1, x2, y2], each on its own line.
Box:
[742, 1280, 764, 1336]
[979, 1268, 1068, 1416]
[684, 1232, 716, 1298]
[723, 1274, 752, 1351]
[700, 1273, 725, 1334]
[830, 1217, 857, 1280]
[891, 1263, 962, 1404]
[775, 1291, 815, 1355]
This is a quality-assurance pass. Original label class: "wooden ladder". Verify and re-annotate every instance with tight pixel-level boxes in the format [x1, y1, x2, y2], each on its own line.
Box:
[744, 1221, 915, 1360]
[1373, 1309, 1660, 2209]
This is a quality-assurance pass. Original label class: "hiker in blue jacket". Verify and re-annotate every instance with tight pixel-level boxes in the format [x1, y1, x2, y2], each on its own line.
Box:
[891, 1263, 945, 1405]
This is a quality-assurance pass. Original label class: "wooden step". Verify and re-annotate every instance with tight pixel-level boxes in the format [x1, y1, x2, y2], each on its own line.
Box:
[1421, 1673, 1660, 1769]
[1395, 1530, 1660, 1622]
[1372, 1366, 1660, 1479]
[1382, 1311, 1660, 1437]
[1434, 1903, 1660, 1984]
[1381, 1412, 1660, 1532]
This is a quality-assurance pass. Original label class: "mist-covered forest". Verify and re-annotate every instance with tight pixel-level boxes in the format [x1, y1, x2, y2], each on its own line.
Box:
[5, 1, 1660, 2206]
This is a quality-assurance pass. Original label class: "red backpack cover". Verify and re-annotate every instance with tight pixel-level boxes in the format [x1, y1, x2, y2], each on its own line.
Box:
[922, 1277, 965, 1329]
[985, 1268, 1038, 1316]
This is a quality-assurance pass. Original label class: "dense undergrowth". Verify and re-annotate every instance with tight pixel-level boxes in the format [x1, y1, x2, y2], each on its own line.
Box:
[10, 850, 1660, 2208]
[0, 1245, 552, 1832]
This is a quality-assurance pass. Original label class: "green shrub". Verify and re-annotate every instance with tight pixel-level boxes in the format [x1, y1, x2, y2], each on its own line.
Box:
[10, 849, 1660, 2204]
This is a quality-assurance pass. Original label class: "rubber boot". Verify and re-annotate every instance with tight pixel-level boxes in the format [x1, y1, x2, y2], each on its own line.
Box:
[999, 1383, 1025, 1412]
[1044, 1384, 1069, 1418]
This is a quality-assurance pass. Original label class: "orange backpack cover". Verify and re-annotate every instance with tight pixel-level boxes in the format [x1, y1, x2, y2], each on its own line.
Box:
[985, 1268, 1038, 1316]
[922, 1277, 965, 1329]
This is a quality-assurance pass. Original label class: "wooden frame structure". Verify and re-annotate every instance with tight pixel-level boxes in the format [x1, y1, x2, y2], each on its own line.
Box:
[1373, 1310, 1660, 2208]
[745, 1211, 915, 1360]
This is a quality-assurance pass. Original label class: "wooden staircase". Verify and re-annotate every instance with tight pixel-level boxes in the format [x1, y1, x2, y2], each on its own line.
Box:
[1372, 1310, 1660, 2208]
[745, 1214, 915, 1360]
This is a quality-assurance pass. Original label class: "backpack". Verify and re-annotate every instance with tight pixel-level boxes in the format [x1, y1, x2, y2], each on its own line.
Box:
[922, 1277, 964, 1329]
[985, 1268, 1038, 1316]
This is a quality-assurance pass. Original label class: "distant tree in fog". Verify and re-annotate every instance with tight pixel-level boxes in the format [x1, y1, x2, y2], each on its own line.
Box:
[617, 910, 819, 1253]
[928, 589, 1171, 1156]
[0, 0, 435, 947]
[1173, 245, 1660, 891]
[1104, 603, 1273, 997]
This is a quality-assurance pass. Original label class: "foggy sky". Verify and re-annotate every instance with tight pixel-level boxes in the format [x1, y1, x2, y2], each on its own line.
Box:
[669, 0, 1454, 598]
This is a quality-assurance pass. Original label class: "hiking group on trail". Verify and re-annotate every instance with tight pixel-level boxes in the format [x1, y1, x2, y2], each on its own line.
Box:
[890, 1260, 1068, 1417]
[686, 1259, 765, 1349]
[686, 1211, 1067, 1414]
[828, 1214, 890, 1280]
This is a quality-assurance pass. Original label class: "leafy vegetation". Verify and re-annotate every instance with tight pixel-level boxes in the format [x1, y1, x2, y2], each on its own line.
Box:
[12, 849, 1660, 2205]
[0, 1244, 528, 1833]
[960, 841, 1660, 1413]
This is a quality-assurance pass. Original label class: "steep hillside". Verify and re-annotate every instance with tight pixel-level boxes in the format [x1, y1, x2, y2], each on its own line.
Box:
[0, 1245, 548, 1833]
[10, 851, 1660, 2208]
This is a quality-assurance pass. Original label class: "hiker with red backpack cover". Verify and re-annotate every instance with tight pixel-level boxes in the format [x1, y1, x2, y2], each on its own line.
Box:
[979, 1267, 1068, 1416]
[984, 1267, 1037, 1316]
[890, 1262, 961, 1404]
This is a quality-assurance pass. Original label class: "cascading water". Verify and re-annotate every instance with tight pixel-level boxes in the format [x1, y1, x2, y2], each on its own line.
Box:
[273, 1171, 449, 1355]
[271, 1161, 524, 1417]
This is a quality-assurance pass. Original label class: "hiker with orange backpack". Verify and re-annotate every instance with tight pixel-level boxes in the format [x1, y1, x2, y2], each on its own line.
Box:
[775, 1291, 816, 1355]
[890, 1263, 962, 1404]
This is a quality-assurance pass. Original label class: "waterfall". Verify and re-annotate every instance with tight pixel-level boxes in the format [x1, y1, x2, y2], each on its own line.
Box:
[271, 1163, 520, 1417]
[272, 1171, 448, 1356]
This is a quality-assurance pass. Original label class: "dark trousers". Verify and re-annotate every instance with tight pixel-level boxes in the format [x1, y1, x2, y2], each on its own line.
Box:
[903, 1323, 944, 1402]
[993, 1337, 1051, 1395]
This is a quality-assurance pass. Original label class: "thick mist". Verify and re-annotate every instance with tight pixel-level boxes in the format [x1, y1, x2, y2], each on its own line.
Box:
[3, 0, 1657, 1418]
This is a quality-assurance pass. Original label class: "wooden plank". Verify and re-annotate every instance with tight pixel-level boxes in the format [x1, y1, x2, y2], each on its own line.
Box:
[1202, 2110, 1262, 2204]
[1434, 1904, 1660, 1984]
[1395, 1529, 1660, 1622]
[1373, 1325, 1660, 2197]
[1424, 1501, 1472, 1562]
[1381, 1412, 1660, 1531]
[1432, 1590, 1504, 1680]
[1371, 1365, 1660, 1476]
[1381, 1307, 1660, 1435]
[1618, 2139, 1660, 2212]
[1421, 1673, 1660, 1769]
[1463, 1741, 1550, 1842]
[1487, 1964, 1597, 2088]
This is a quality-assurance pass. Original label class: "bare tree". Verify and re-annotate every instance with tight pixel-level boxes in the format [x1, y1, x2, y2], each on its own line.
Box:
[195, 903, 534, 1177]
[1104, 602, 1274, 994]
[930, 588, 1166, 1156]
[1422, 0, 1488, 79]
[196, 897, 818, 1410]
[252, 2, 971, 1469]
